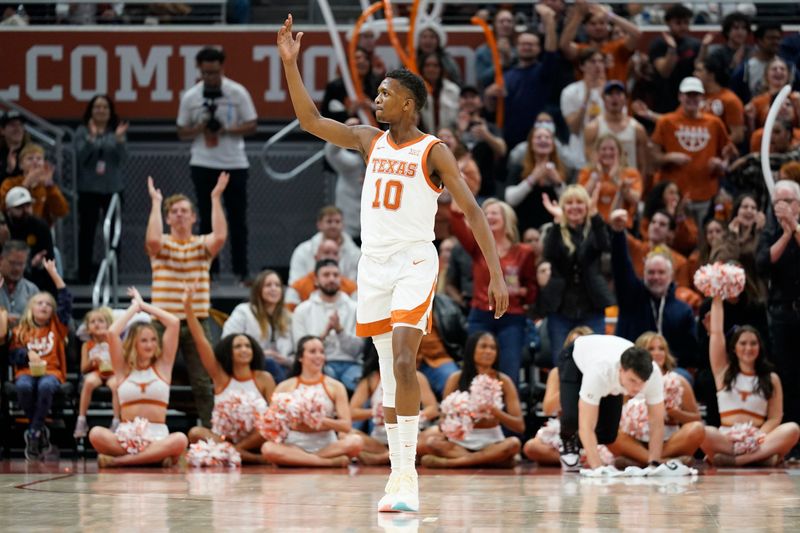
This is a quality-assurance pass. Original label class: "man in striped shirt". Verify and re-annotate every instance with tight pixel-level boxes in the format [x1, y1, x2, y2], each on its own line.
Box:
[145, 172, 229, 426]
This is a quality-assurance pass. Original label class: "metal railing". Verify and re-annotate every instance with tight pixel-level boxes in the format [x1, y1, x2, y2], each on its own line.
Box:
[92, 193, 122, 308]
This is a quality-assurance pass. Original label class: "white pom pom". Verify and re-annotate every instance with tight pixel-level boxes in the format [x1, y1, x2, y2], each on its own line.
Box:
[693, 262, 746, 299]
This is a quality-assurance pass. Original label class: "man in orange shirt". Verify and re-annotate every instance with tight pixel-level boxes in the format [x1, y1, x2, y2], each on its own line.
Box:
[651, 76, 735, 224]
[694, 55, 745, 145]
[285, 238, 357, 310]
[559, 0, 640, 83]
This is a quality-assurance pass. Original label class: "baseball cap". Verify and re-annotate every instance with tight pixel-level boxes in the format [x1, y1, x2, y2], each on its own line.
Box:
[679, 77, 705, 94]
[603, 80, 626, 94]
[5, 186, 33, 208]
[0, 110, 25, 127]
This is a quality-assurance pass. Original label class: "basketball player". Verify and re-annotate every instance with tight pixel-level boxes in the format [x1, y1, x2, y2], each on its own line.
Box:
[278, 15, 509, 513]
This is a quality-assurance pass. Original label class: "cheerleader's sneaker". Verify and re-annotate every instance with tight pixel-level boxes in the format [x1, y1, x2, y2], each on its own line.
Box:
[648, 460, 698, 477]
[377, 471, 401, 512]
[390, 470, 419, 512]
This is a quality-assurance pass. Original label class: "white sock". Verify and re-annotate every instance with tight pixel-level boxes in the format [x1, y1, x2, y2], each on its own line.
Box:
[77, 415, 86, 421]
[397, 415, 419, 472]
[386, 423, 400, 472]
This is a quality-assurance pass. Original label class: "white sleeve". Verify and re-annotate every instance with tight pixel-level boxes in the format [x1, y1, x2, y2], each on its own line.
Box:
[288, 242, 312, 284]
[221, 304, 248, 338]
[644, 365, 665, 405]
[176, 91, 193, 128]
[560, 83, 581, 118]
[504, 179, 534, 207]
[237, 85, 258, 123]
[578, 373, 607, 406]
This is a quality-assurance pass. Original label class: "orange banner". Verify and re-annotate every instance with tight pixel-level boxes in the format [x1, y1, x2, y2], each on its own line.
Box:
[0, 28, 486, 120]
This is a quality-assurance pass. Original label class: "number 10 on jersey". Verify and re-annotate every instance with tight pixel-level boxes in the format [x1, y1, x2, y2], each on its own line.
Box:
[371, 179, 404, 211]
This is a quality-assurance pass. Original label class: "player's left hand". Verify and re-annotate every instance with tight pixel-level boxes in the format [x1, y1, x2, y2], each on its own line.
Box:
[488, 275, 509, 319]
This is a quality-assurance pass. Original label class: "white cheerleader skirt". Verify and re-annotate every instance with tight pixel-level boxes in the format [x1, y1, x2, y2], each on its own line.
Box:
[285, 430, 338, 454]
[450, 426, 505, 451]
[145, 423, 170, 441]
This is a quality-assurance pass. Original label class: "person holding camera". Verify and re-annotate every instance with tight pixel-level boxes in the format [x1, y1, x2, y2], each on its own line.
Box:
[177, 47, 257, 282]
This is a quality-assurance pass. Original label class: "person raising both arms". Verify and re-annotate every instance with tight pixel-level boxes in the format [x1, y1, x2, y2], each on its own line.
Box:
[277, 14, 509, 514]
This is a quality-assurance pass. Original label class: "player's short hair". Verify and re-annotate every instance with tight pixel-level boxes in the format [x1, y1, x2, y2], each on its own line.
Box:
[620, 346, 654, 381]
[386, 68, 427, 112]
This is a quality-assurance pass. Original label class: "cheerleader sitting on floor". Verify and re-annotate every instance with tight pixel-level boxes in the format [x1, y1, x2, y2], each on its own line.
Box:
[609, 331, 705, 468]
[700, 296, 799, 466]
[260, 335, 363, 466]
[421, 331, 524, 468]
[89, 287, 188, 467]
[183, 284, 276, 464]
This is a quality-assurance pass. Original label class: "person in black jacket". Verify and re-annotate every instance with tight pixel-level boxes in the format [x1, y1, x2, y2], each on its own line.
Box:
[609, 209, 698, 371]
[757, 179, 800, 435]
[540, 185, 613, 363]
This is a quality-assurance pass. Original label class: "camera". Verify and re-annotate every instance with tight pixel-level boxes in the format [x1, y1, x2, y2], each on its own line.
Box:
[202, 85, 223, 133]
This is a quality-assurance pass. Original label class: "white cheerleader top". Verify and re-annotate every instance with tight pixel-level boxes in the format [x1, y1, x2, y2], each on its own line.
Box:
[117, 366, 170, 408]
[717, 373, 769, 421]
[214, 375, 262, 402]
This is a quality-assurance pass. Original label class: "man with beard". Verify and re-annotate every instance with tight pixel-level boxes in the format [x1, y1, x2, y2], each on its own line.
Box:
[291, 259, 364, 392]
[4, 187, 55, 295]
[609, 208, 698, 369]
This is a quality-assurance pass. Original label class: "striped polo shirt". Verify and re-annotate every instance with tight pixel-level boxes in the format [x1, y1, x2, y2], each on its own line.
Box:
[150, 235, 211, 319]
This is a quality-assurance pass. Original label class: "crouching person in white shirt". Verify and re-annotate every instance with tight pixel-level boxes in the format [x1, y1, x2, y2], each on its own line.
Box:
[558, 334, 665, 471]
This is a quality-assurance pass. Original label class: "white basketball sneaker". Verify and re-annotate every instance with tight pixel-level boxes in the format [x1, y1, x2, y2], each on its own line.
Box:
[390, 469, 419, 512]
[377, 471, 401, 512]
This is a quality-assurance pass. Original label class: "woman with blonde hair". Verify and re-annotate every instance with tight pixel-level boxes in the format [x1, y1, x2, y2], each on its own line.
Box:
[540, 184, 613, 363]
[88, 287, 188, 467]
[450, 197, 536, 386]
[223, 269, 293, 382]
[505, 123, 566, 234]
[609, 331, 705, 467]
[578, 134, 642, 225]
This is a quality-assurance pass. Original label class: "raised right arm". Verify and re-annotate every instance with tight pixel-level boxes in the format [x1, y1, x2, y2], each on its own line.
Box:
[278, 15, 379, 156]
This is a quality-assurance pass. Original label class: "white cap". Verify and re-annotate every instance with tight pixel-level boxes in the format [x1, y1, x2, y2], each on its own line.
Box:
[5, 186, 32, 208]
[679, 77, 705, 94]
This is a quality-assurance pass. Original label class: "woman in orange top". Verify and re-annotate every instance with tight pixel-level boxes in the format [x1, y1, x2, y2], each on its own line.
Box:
[578, 134, 642, 225]
[9, 259, 70, 460]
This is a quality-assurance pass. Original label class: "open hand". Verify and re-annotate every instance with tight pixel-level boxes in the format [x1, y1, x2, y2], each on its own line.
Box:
[147, 176, 163, 204]
[542, 192, 562, 222]
[127, 286, 144, 310]
[42, 258, 58, 278]
[211, 171, 229, 199]
[277, 14, 303, 63]
[115, 121, 129, 140]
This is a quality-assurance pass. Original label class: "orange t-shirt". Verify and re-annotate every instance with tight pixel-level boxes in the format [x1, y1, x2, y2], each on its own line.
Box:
[287, 271, 357, 311]
[639, 214, 698, 258]
[577, 166, 642, 225]
[749, 127, 800, 152]
[575, 38, 632, 84]
[626, 234, 691, 290]
[750, 91, 772, 127]
[703, 88, 744, 132]
[651, 111, 731, 201]
[12, 319, 69, 383]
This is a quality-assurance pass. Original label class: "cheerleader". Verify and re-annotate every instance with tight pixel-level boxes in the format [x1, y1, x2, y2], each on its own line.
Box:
[421, 332, 524, 468]
[260, 336, 363, 466]
[700, 296, 800, 466]
[349, 349, 439, 465]
[610, 332, 705, 467]
[183, 284, 276, 464]
[88, 287, 188, 467]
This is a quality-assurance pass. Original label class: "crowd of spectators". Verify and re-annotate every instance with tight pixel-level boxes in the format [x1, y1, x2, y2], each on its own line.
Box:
[3, 2, 800, 468]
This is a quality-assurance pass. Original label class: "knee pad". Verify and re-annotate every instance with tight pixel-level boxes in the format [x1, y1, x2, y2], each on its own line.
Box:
[373, 333, 396, 408]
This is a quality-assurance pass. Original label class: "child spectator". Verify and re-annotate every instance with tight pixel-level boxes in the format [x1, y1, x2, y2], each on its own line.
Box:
[73, 307, 120, 439]
[9, 259, 71, 460]
[0, 143, 69, 226]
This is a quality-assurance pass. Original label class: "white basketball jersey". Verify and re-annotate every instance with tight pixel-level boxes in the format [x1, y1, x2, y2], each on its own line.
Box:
[360, 131, 444, 261]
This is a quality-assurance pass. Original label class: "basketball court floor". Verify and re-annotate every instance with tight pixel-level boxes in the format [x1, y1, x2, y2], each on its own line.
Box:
[2, 461, 799, 531]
